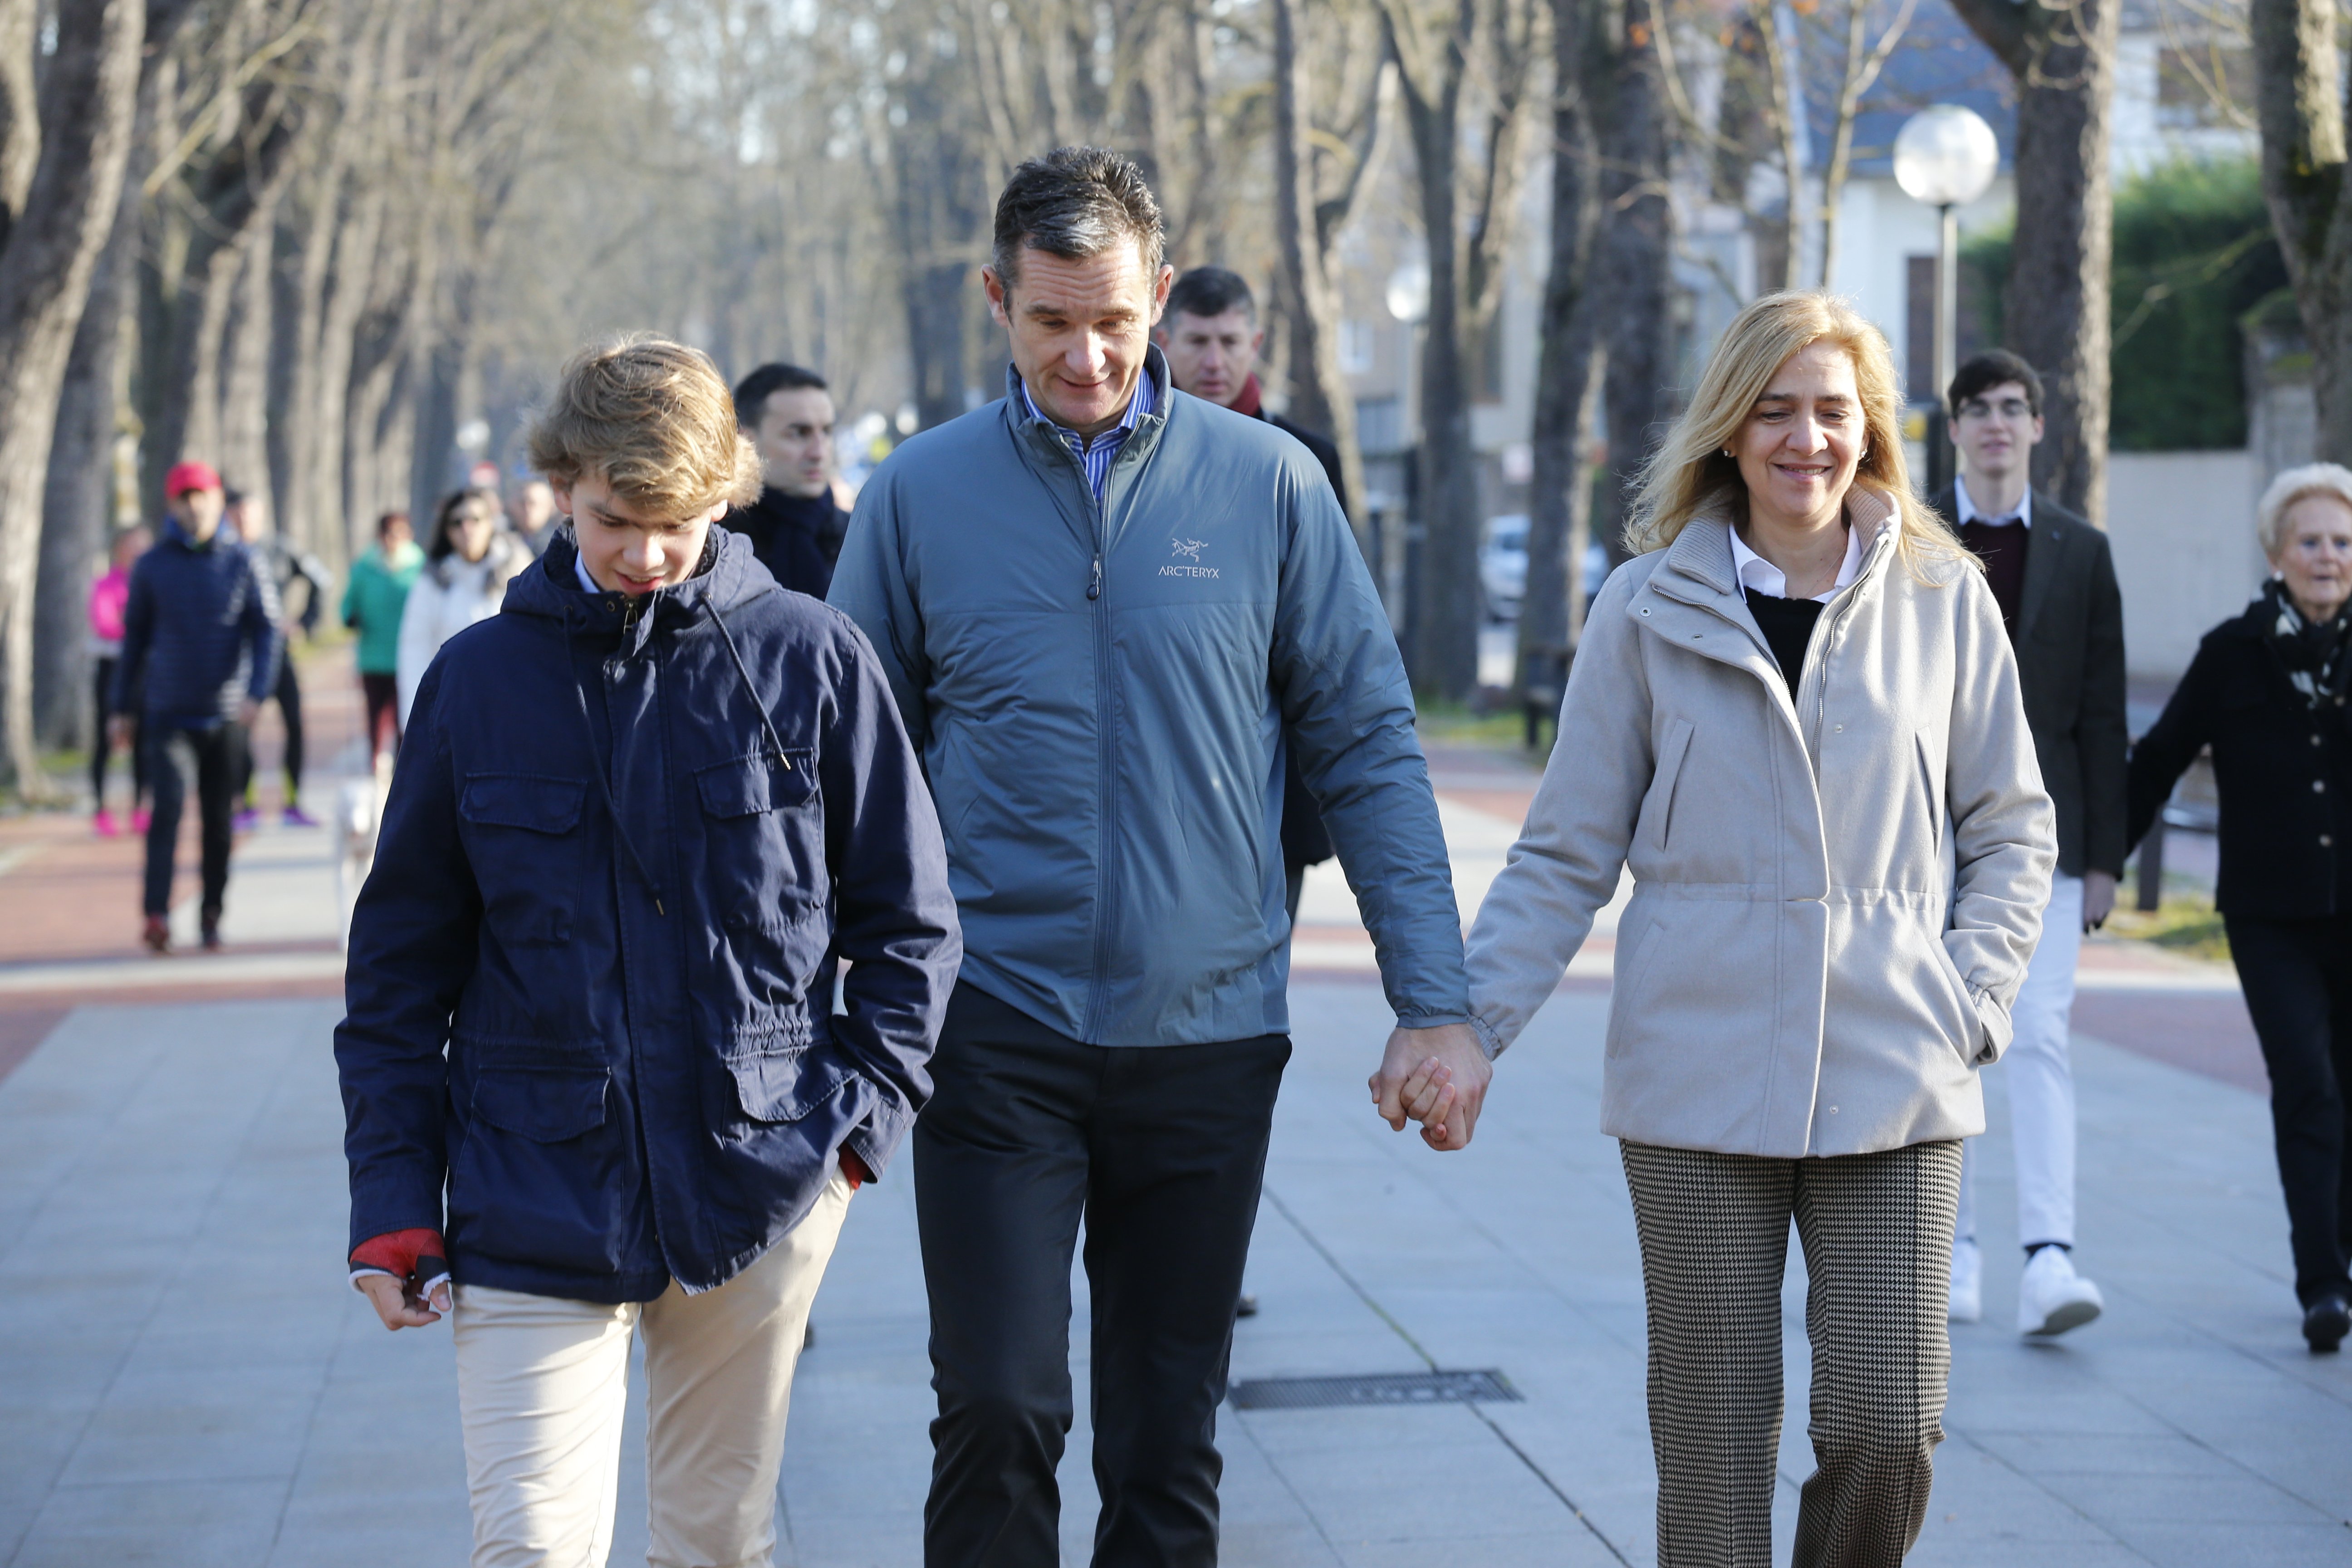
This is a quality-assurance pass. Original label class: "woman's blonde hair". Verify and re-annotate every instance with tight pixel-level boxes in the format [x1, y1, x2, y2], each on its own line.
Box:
[2254, 462, 2352, 559]
[1626, 291, 1970, 574]
[525, 335, 762, 518]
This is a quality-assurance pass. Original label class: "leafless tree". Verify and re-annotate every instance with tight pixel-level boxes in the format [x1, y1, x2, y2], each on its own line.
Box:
[1952, 0, 2122, 520]
[1272, 0, 1391, 541]
[2250, 0, 2352, 463]
[0, 0, 176, 794]
[1383, 0, 1542, 697]
[1517, 0, 1604, 697]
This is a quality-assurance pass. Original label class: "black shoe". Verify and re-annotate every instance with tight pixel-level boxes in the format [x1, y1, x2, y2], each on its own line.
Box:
[1235, 1294, 1259, 1320]
[199, 913, 223, 952]
[2302, 1294, 2349, 1352]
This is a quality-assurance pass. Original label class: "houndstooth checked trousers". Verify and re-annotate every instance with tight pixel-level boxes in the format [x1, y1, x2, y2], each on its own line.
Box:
[1621, 1138, 1963, 1568]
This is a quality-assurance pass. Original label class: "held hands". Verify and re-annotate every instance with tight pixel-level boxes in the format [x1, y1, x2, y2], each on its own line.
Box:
[1369, 1022, 1492, 1152]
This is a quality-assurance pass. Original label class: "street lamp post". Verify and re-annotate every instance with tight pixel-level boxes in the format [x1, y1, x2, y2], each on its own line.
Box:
[1385, 260, 1431, 633]
[1892, 105, 2000, 501]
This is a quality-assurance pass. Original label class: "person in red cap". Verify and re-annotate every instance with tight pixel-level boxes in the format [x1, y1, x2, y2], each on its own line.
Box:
[109, 461, 280, 952]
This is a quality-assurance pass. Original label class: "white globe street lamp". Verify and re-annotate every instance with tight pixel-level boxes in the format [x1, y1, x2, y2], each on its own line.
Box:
[1385, 261, 1431, 326]
[1892, 105, 2000, 414]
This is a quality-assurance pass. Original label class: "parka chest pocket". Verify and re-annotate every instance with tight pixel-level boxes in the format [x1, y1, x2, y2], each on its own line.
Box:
[695, 749, 825, 920]
[458, 774, 586, 946]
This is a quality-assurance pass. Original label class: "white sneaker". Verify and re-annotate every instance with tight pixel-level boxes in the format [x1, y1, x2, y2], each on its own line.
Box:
[2019, 1246, 2103, 1337]
[1949, 1237, 1982, 1323]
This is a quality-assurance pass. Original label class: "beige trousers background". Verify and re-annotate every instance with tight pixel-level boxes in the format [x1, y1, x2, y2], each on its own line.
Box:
[451, 1170, 853, 1568]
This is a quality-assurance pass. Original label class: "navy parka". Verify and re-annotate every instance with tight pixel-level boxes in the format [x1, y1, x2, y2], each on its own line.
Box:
[336, 527, 960, 1303]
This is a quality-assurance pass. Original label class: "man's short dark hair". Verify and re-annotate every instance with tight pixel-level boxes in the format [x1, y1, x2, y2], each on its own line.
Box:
[733, 363, 828, 426]
[1947, 350, 2043, 419]
[990, 145, 1165, 291]
[1165, 267, 1255, 323]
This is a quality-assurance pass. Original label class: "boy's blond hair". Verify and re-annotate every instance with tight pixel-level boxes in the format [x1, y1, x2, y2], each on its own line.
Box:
[526, 336, 762, 518]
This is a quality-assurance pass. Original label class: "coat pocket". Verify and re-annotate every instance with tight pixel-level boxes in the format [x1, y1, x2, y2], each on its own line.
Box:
[457, 774, 586, 946]
[1641, 718, 1697, 852]
[696, 749, 816, 818]
[726, 1045, 855, 1127]
[696, 750, 829, 1007]
[446, 1064, 622, 1274]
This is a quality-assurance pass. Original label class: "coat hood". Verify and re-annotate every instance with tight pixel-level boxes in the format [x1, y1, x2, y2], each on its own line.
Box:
[503, 521, 781, 643]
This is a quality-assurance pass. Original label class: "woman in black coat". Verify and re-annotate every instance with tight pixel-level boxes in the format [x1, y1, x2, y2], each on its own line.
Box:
[2128, 462, 2352, 1351]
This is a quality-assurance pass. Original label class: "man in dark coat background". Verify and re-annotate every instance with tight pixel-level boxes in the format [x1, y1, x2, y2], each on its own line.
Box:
[110, 460, 280, 954]
[1155, 265, 1339, 923]
[727, 361, 851, 598]
[1932, 349, 2128, 1339]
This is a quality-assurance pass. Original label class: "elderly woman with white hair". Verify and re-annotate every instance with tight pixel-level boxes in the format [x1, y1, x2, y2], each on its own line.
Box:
[2129, 461, 2352, 1353]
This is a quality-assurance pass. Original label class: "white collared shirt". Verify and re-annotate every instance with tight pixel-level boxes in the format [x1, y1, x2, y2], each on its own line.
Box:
[1729, 520, 1865, 604]
[1954, 475, 2031, 529]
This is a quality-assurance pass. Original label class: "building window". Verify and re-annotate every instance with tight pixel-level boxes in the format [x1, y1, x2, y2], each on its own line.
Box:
[1356, 396, 1403, 455]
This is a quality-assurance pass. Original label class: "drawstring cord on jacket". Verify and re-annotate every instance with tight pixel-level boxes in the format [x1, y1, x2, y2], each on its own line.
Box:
[707, 603, 794, 774]
[566, 615, 669, 916]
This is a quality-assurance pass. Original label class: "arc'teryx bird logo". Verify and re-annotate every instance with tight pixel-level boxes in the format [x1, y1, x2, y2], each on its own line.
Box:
[1162, 536, 1218, 579]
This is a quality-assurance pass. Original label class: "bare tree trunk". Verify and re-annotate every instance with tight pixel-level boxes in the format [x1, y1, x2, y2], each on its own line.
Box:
[2250, 0, 2352, 462]
[218, 196, 279, 498]
[1954, 0, 2120, 520]
[1270, 0, 1375, 541]
[145, 102, 304, 513]
[0, 0, 147, 794]
[1519, 0, 1605, 696]
[34, 208, 135, 751]
[1394, 0, 1483, 698]
[1591, 0, 1674, 566]
[1756, 1, 1805, 293]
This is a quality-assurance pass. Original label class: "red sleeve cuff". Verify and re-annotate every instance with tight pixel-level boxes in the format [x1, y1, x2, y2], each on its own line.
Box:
[839, 1147, 872, 1191]
[350, 1227, 446, 1278]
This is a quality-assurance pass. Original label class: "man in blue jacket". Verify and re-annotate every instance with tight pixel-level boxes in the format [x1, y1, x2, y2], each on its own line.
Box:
[337, 338, 960, 1567]
[831, 146, 1486, 1568]
[110, 460, 279, 954]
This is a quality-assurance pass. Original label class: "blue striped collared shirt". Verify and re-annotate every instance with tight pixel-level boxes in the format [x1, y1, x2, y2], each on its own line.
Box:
[1019, 369, 1156, 502]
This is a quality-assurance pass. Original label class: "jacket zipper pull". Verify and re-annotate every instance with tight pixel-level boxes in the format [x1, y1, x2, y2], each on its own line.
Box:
[1088, 556, 1102, 601]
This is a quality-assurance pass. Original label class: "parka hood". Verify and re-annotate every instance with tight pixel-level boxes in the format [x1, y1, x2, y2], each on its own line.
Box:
[504, 521, 780, 639]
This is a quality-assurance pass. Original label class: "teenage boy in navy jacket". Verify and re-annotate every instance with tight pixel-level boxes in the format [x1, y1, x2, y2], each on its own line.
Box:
[336, 338, 959, 1567]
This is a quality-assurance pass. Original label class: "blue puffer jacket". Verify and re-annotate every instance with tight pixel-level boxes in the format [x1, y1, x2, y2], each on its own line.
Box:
[336, 528, 960, 1303]
[111, 519, 280, 726]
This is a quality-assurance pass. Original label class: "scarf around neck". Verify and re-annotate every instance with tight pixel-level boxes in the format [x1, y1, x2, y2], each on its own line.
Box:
[2261, 576, 2352, 708]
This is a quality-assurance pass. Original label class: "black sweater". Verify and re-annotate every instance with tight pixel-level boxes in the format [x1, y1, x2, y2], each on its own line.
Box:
[2127, 599, 2352, 918]
[1744, 588, 1825, 701]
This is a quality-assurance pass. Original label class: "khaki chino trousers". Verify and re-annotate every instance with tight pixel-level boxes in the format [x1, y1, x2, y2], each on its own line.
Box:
[451, 1169, 853, 1568]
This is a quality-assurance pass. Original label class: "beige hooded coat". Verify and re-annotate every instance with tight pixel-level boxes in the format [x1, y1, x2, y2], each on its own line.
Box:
[1465, 488, 2056, 1158]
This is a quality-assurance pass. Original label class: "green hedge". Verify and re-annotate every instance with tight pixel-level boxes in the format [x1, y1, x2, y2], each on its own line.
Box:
[1963, 157, 2286, 451]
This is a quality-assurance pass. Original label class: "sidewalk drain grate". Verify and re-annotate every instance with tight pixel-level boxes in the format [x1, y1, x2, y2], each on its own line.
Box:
[1229, 1370, 1521, 1411]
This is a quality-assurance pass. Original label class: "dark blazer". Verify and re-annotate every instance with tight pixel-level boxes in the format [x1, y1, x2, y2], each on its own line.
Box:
[2127, 598, 2352, 918]
[338, 529, 960, 1303]
[1935, 484, 2128, 877]
[1264, 409, 1345, 869]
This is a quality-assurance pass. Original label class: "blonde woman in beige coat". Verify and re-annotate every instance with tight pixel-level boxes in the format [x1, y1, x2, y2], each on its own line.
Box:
[1446, 294, 2055, 1567]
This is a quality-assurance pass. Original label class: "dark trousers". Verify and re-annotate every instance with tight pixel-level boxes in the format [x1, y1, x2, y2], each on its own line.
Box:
[144, 723, 244, 918]
[238, 655, 305, 803]
[2226, 915, 2352, 1305]
[1622, 1139, 1960, 1568]
[91, 658, 146, 807]
[916, 982, 1290, 1568]
[361, 671, 399, 761]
